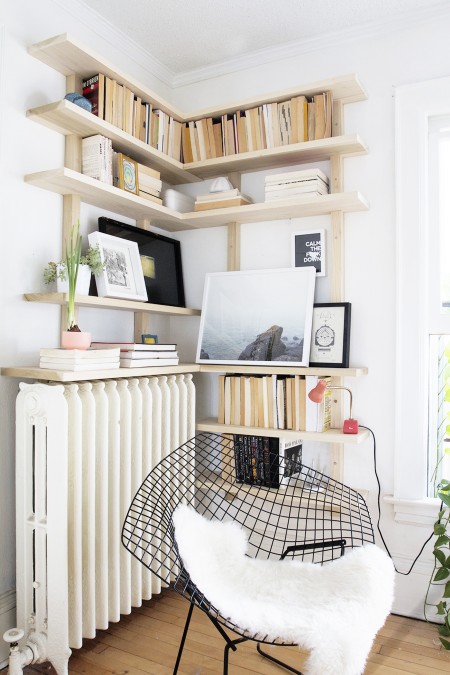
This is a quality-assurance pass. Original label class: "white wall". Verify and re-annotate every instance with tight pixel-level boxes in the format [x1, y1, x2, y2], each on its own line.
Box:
[1, 0, 449, 664]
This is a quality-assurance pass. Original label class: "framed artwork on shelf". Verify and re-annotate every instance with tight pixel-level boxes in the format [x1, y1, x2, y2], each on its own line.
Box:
[291, 229, 326, 276]
[117, 153, 139, 194]
[98, 217, 185, 307]
[142, 334, 158, 344]
[196, 267, 316, 367]
[88, 231, 148, 302]
[309, 302, 351, 367]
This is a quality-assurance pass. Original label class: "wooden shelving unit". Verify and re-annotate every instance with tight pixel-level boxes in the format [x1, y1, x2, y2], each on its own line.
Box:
[5, 33, 372, 475]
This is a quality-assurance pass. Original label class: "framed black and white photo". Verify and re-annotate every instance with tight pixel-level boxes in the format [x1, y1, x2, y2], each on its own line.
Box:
[309, 302, 351, 368]
[291, 229, 326, 276]
[196, 267, 316, 367]
[97, 217, 185, 307]
[88, 231, 148, 302]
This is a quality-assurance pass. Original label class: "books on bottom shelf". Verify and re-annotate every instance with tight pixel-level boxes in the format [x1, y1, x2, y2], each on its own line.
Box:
[218, 374, 331, 432]
[39, 347, 120, 371]
[232, 434, 304, 489]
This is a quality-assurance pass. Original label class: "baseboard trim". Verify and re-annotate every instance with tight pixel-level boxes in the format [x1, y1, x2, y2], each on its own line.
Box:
[0, 590, 16, 669]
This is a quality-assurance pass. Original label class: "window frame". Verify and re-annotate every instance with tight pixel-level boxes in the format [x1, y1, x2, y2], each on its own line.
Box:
[394, 76, 450, 520]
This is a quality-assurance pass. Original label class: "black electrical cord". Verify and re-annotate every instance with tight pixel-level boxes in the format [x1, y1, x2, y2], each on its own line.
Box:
[360, 425, 435, 575]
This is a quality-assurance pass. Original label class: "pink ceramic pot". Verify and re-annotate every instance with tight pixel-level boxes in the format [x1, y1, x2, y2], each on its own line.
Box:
[61, 330, 91, 350]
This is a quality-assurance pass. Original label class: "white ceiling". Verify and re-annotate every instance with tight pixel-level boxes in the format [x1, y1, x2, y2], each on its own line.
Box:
[81, 0, 448, 77]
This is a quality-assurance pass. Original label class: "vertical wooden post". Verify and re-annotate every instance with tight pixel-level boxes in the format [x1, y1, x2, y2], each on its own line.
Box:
[329, 129, 345, 481]
[134, 218, 151, 340]
[227, 222, 241, 272]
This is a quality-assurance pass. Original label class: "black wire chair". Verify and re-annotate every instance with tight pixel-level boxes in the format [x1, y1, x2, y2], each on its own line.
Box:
[122, 432, 375, 674]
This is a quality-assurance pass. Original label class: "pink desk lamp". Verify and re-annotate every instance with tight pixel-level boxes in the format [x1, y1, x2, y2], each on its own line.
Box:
[308, 379, 359, 434]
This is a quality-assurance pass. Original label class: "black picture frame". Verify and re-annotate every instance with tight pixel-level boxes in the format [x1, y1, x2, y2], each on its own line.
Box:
[309, 302, 351, 368]
[96, 217, 185, 307]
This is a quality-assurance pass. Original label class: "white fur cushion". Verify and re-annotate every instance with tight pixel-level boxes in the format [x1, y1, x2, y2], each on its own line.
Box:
[173, 504, 395, 675]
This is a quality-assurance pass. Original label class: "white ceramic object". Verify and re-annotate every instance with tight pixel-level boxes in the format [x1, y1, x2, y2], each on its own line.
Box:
[56, 264, 91, 295]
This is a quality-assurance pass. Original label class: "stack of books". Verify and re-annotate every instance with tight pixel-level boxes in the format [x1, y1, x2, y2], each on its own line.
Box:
[232, 435, 303, 488]
[264, 168, 329, 201]
[137, 163, 163, 204]
[194, 188, 253, 211]
[39, 347, 120, 372]
[81, 134, 113, 185]
[92, 342, 179, 368]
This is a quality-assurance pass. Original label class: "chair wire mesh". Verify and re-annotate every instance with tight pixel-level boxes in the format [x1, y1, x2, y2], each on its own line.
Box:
[122, 432, 374, 672]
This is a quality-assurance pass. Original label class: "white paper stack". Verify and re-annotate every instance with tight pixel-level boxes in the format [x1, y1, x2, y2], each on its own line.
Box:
[265, 168, 329, 201]
[91, 342, 179, 368]
[39, 347, 120, 372]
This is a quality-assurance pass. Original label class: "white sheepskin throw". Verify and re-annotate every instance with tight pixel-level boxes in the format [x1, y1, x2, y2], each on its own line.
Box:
[173, 504, 395, 675]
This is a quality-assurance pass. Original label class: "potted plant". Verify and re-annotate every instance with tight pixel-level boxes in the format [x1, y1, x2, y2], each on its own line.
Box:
[60, 222, 94, 350]
[43, 240, 105, 295]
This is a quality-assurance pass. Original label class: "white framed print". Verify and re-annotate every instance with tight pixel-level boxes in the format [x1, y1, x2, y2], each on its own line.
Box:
[291, 229, 326, 276]
[196, 267, 316, 367]
[88, 231, 148, 302]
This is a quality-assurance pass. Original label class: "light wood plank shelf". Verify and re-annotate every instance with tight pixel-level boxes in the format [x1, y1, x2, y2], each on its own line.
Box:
[198, 364, 367, 377]
[23, 292, 201, 316]
[184, 135, 368, 178]
[196, 418, 369, 444]
[29, 34, 367, 119]
[24, 168, 185, 231]
[24, 168, 369, 230]
[27, 100, 200, 185]
[0, 363, 200, 383]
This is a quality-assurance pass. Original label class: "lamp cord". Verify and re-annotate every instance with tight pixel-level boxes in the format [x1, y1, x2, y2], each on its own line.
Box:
[359, 425, 434, 576]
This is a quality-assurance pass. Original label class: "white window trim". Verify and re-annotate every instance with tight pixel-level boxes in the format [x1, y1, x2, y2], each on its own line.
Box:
[394, 76, 450, 517]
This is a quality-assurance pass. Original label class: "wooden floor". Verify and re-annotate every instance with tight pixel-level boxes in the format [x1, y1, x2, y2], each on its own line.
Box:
[6, 588, 450, 674]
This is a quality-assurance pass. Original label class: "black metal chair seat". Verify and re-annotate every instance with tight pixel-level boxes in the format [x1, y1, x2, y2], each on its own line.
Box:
[122, 432, 376, 674]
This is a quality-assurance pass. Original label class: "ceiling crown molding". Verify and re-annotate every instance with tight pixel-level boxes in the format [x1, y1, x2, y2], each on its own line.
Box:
[171, 0, 450, 88]
[51, 0, 175, 87]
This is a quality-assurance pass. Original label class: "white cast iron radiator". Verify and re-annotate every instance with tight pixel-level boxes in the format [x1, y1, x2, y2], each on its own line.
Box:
[5, 374, 195, 675]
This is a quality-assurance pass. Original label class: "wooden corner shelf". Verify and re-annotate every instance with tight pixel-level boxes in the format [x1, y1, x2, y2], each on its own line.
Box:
[196, 418, 369, 444]
[198, 364, 368, 377]
[24, 168, 369, 231]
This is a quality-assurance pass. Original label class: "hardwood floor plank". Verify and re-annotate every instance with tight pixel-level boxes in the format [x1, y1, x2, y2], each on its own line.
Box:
[4, 589, 450, 675]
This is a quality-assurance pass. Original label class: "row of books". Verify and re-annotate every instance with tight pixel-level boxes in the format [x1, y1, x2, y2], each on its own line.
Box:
[82, 74, 183, 161]
[92, 342, 179, 368]
[232, 434, 303, 488]
[81, 74, 332, 163]
[81, 135, 162, 204]
[194, 188, 253, 211]
[218, 374, 332, 432]
[264, 168, 329, 202]
[182, 90, 333, 162]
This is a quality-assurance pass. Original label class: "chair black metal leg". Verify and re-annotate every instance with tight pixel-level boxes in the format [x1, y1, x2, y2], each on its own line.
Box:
[257, 643, 303, 674]
[224, 637, 248, 675]
[173, 601, 194, 675]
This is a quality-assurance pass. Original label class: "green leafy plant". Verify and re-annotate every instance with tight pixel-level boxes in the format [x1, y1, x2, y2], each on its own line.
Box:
[426, 479, 450, 649]
[43, 243, 104, 283]
[425, 338, 450, 649]
[65, 221, 83, 332]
